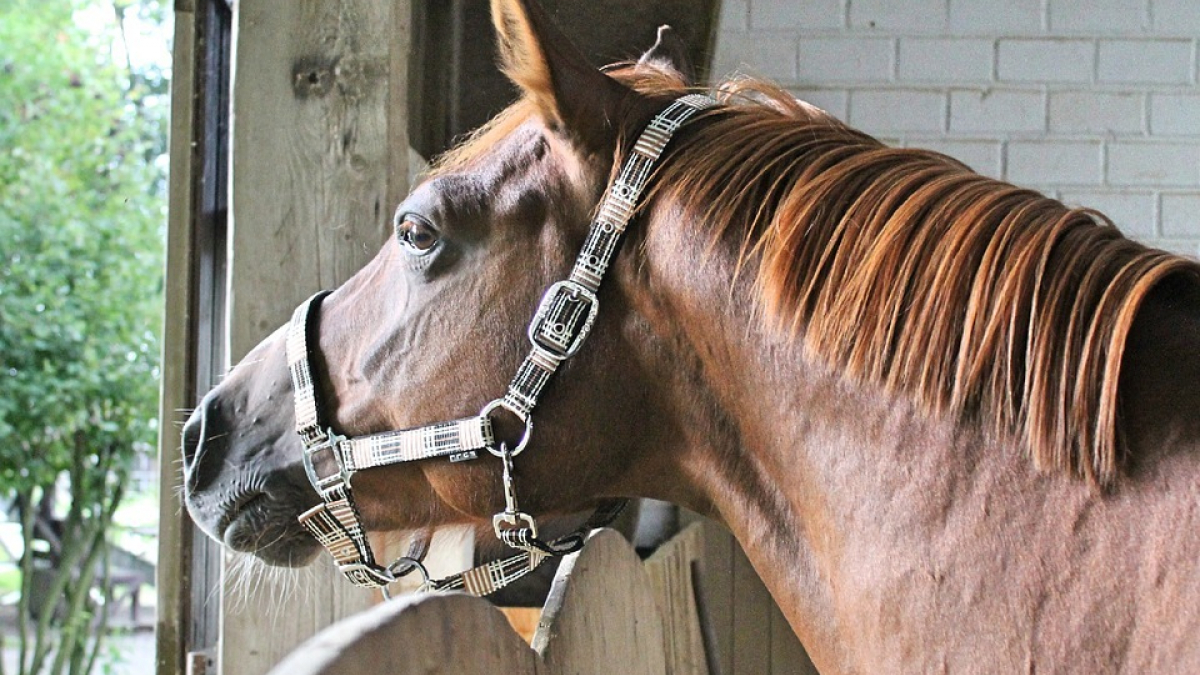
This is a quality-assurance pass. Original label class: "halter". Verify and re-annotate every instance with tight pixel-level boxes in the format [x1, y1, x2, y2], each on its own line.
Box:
[285, 93, 717, 595]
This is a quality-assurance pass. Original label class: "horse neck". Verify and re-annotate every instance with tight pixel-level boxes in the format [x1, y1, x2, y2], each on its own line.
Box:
[634, 206, 1200, 673]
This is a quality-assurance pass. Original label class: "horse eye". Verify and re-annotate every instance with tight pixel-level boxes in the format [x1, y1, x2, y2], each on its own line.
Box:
[395, 215, 439, 254]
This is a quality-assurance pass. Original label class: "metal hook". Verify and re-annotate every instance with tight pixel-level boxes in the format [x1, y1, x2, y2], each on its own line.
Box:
[492, 443, 539, 542]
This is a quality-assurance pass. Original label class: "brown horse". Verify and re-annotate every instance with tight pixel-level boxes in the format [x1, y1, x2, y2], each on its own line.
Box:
[182, 0, 1200, 671]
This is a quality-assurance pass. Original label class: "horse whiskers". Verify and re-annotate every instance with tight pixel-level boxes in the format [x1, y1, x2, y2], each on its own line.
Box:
[223, 549, 325, 620]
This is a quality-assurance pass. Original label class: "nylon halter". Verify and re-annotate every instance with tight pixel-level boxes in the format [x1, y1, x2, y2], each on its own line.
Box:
[285, 93, 718, 595]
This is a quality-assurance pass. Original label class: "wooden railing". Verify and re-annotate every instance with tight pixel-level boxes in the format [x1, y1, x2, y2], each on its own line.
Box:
[269, 522, 819, 675]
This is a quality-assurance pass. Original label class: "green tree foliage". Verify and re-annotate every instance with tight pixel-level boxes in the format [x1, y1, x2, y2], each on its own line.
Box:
[0, 0, 166, 672]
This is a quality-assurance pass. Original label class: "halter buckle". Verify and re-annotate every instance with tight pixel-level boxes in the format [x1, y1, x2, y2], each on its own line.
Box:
[302, 428, 352, 498]
[527, 280, 599, 361]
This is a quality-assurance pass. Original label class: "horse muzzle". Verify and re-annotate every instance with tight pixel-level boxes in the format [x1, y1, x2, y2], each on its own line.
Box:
[182, 390, 322, 566]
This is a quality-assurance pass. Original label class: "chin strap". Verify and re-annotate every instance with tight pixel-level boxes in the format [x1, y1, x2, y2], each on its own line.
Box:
[285, 93, 717, 595]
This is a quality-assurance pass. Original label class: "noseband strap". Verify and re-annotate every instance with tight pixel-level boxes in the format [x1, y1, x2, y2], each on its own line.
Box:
[286, 94, 717, 594]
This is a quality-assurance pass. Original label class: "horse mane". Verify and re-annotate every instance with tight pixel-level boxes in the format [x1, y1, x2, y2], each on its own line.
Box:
[646, 77, 1200, 486]
[433, 65, 1200, 485]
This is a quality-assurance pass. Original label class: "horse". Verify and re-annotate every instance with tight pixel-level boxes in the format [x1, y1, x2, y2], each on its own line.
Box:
[181, 0, 1200, 671]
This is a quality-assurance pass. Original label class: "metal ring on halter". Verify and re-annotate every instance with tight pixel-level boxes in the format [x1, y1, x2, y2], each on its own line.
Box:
[480, 398, 533, 457]
[380, 556, 431, 600]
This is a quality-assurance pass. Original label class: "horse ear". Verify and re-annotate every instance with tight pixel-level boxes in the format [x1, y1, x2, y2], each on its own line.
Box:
[637, 25, 695, 87]
[491, 0, 638, 154]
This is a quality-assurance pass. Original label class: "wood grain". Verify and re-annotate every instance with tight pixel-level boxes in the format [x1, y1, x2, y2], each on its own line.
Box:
[679, 515, 818, 675]
[268, 594, 538, 675]
[646, 523, 712, 675]
[262, 525, 821, 674]
[157, 8, 196, 675]
[221, 0, 410, 672]
[535, 529, 668, 675]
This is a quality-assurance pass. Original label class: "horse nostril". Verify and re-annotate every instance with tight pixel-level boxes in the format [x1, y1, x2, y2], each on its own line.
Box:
[181, 410, 204, 470]
[181, 393, 229, 492]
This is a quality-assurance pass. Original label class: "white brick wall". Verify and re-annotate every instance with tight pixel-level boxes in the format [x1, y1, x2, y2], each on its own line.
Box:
[712, 0, 1200, 256]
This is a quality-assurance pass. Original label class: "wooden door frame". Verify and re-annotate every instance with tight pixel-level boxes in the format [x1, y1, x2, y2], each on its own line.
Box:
[157, 1, 231, 673]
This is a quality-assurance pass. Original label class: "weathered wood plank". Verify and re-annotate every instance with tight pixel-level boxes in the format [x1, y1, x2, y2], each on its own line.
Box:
[156, 7, 196, 675]
[267, 594, 538, 675]
[534, 529, 668, 675]
[227, 0, 395, 348]
[260, 525, 816, 675]
[222, 0, 410, 672]
[679, 515, 816, 675]
[731, 539, 772, 675]
[681, 513, 735, 675]
[645, 523, 712, 675]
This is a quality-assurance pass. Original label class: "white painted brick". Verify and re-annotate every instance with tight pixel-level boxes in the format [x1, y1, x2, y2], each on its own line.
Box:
[712, 32, 797, 82]
[719, 0, 749, 32]
[1150, 94, 1200, 135]
[1048, 0, 1149, 34]
[850, 90, 946, 133]
[997, 39, 1095, 83]
[787, 88, 850, 120]
[797, 38, 893, 83]
[949, 0, 1044, 34]
[1097, 39, 1192, 84]
[711, 0, 1200, 248]
[751, 0, 843, 31]
[898, 38, 993, 83]
[850, 0, 945, 32]
[1007, 141, 1103, 184]
[1059, 190, 1157, 237]
[950, 89, 1045, 133]
[1145, 238, 1200, 258]
[1152, 0, 1200, 33]
[908, 138, 1003, 178]
[1049, 91, 1145, 133]
[1161, 193, 1200, 236]
[1107, 141, 1200, 185]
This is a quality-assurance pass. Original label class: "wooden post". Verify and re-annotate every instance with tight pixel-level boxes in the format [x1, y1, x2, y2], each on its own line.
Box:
[156, 5, 197, 674]
[680, 515, 819, 675]
[220, 0, 411, 672]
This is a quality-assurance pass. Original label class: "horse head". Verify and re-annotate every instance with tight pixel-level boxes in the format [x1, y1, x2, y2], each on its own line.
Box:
[181, 0, 705, 569]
